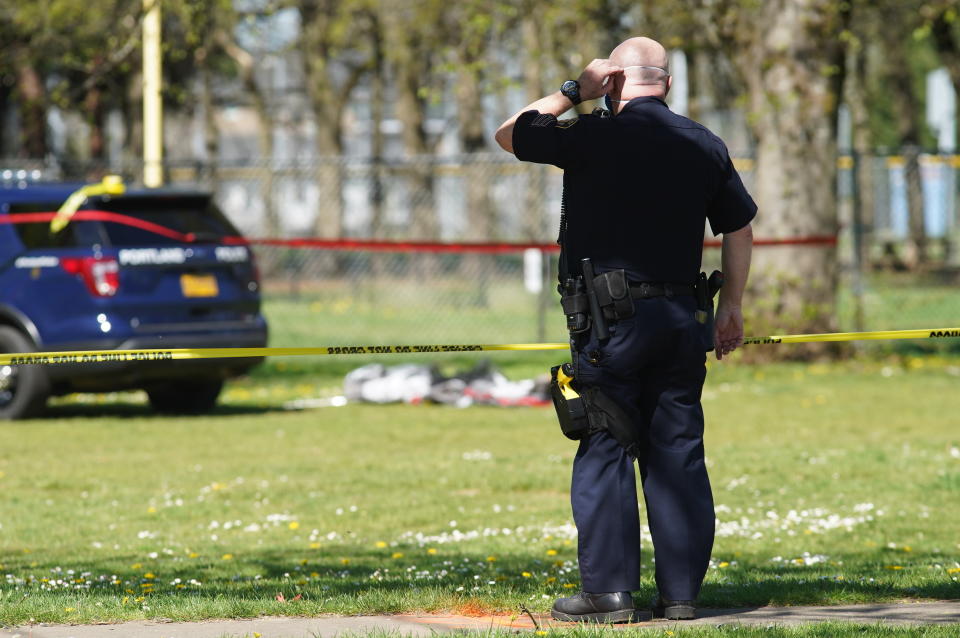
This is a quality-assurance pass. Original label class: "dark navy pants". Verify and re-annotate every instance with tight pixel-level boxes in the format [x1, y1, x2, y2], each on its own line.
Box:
[571, 295, 714, 601]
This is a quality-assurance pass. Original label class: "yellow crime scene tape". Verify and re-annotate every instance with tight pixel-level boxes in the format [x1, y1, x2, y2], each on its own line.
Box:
[49, 175, 125, 233]
[1, 327, 959, 366]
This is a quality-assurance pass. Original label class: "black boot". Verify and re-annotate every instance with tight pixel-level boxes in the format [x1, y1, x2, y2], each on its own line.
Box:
[551, 591, 636, 623]
[651, 595, 696, 620]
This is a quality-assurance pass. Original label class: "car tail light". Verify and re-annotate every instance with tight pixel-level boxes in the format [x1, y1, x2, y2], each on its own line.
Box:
[61, 256, 120, 297]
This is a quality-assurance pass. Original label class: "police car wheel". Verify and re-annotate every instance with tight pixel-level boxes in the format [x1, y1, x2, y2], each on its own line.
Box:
[0, 326, 50, 420]
[147, 379, 223, 414]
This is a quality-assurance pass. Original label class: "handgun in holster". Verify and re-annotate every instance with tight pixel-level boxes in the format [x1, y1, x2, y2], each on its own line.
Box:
[695, 270, 724, 352]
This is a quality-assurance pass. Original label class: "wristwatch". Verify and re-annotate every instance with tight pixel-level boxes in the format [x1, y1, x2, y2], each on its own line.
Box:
[560, 80, 582, 105]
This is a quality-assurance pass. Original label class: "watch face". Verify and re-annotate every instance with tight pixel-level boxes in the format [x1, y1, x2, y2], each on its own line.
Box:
[561, 80, 581, 104]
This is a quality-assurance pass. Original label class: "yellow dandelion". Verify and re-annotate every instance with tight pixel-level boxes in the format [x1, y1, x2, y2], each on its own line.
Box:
[427, 548, 438, 555]
[946, 567, 960, 574]
[311, 572, 319, 578]
[140, 583, 153, 589]
[341, 558, 351, 565]
[546, 549, 558, 556]
[310, 542, 321, 549]
[135, 596, 145, 603]
[254, 634, 262, 638]
[131, 563, 142, 569]
[143, 573, 155, 579]
[64, 607, 75, 612]
[546, 577, 557, 583]
[175, 584, 185, 589]
[535, 632, 548, 636]
[885, 565, 903, 570]
[666, 631, 675, 637]
[289, 521, 300, 530]
[486, 556, 497, 562]
[125, 588, 134, 594]
[188, 552, 199, 559]
[147, 506, 157, 514]
[392, 552, 404, 559]
[563, 583, 576, 589]
[718, 561, 730, 568]
[521, 571, 532, 578]
[121, 596, 129, 605]
[222, 554, 234, 560]
[375, 541, 387, 548]
[902, 546, 912, 552]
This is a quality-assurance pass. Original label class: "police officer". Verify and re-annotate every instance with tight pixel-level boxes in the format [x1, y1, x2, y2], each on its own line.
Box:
[495, 37, 756, 622]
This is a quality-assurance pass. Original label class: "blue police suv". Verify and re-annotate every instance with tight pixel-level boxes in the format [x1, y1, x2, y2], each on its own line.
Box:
[0, 182, 268, 419]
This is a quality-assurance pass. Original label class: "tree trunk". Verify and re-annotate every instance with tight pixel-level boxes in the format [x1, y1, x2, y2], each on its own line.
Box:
[369, 11, 386, 240]
[84, 84, 106, 171]
[457, 62, 493, 305]
[368, 10, 387, 282]
[882, 19, 927, 266]
[125, 71, 143, 163]
[313, 126, 345, 239]
[0, 82, 10, 155]
[196, 43, 219, 187]
[14, 53, 46, 158]
[717, 1, 849, 342]
[932, 11, 960, 100]
[845, 36, 874, 331]
[396, 62, 436, 240]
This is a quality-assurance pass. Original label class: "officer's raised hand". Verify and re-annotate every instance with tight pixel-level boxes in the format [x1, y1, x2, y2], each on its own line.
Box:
[576, 59, 623, 100]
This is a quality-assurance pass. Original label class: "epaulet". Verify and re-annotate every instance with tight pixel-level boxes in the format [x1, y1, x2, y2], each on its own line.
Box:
[556, 118, 579, 129]
[530, 113, 558, 127]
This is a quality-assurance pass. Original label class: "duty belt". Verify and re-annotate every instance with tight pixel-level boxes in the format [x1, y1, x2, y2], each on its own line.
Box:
[629, 282, 696, 299]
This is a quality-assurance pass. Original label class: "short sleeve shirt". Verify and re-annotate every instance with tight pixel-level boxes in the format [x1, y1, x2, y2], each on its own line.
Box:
[512, 97, 756, 282]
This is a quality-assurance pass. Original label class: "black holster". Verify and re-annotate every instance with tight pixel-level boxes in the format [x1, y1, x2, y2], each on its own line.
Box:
[550, 363, 642, 459]
[559, 268, 636, 339]
[695, 270, 724, 352]
[592, 269, 635, 321]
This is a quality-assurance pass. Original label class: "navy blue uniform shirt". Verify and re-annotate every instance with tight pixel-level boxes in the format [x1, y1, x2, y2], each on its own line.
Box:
[512, 96, 757, 283]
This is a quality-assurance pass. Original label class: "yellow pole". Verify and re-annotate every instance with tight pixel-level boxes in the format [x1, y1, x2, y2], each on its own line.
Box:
[143, 0, 163, 187]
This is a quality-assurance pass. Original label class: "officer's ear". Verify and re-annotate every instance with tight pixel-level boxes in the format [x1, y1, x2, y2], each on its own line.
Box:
[665, 75, 672, 97]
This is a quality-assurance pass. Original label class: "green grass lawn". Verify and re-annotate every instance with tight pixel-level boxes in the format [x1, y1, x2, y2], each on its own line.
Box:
[1, 353, 959, 627]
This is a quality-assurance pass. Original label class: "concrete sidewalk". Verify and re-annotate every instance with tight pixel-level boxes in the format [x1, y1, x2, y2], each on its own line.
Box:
[2, 602, 958, 637]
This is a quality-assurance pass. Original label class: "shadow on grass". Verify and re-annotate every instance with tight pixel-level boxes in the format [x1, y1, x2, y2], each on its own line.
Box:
[36, 401, 279, 420]
[3, 546, 958, 612]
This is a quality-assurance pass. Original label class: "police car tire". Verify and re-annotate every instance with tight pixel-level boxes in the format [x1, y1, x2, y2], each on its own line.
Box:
[147, 379, 223, 414]
[0, 326, 50, 420]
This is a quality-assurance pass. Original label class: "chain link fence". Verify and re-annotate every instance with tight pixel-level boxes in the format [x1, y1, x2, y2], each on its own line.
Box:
[2, 153, 959, 346]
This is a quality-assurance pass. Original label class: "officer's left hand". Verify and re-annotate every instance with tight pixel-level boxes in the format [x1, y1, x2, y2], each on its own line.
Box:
[577, 59, 623, 101]
[714, 304, 744, 361]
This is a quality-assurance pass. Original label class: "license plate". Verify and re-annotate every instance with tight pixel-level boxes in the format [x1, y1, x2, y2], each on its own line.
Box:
[180, 273, 219, 298]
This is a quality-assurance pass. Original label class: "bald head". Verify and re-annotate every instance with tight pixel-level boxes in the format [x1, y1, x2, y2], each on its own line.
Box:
[606, 37, 671, 110]
[609, 37, 669, 71]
